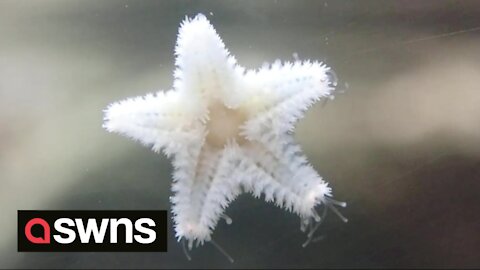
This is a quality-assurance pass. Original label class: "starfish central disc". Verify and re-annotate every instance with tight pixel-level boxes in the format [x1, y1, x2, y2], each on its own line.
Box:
[205, 102, 248, 147]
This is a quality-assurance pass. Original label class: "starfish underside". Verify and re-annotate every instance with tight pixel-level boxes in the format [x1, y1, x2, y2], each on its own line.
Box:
[103, 14, 345, 251]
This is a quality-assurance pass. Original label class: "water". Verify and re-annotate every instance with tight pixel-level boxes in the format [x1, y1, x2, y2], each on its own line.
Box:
[1, 1, 480, 268]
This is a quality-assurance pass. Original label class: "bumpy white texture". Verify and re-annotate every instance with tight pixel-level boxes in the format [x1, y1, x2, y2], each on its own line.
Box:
[103, 14, 341, 248]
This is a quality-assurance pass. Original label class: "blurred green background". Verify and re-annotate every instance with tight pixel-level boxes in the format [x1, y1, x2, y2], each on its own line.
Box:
[1, 0, 479, 268]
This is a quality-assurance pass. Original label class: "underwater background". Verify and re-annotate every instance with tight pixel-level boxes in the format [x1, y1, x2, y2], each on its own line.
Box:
[1, 0, 480, 268]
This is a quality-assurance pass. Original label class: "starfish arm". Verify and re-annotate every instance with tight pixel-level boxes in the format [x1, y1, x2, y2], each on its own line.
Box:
[242, 60, 335, 136]
[103, 90, 204, 155]
[240, 140, 332, 219]
[174, 14, 246, 108]
[170, 142, 243, 246]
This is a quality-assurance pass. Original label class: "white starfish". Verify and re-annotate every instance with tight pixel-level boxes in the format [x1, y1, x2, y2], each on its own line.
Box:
[103, 14, 346, 255]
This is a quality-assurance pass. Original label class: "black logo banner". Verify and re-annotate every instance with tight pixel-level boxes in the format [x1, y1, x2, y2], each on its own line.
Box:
[18, 210, 167, 252]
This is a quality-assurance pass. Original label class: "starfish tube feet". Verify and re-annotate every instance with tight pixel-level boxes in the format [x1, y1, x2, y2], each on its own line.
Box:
[301, 194, 348, 248]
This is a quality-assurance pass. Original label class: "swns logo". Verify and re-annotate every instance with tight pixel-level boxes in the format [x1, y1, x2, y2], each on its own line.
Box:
[18, 210, 167, 252]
